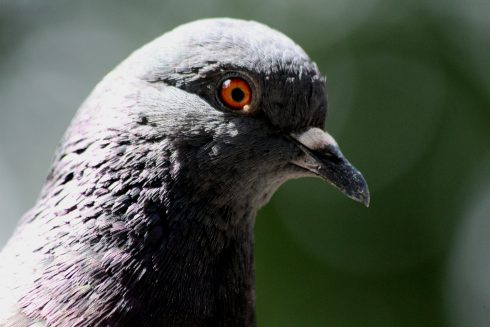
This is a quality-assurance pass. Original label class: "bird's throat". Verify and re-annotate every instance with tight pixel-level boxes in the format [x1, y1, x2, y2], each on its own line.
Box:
[127, 208, 258, 327]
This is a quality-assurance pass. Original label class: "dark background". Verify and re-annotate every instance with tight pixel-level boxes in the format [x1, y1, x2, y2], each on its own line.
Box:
[1, 1, 489, 326]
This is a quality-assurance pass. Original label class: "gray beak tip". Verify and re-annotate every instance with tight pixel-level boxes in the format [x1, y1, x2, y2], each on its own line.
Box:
[357, 188, 370, 208]
[364, 192, 370, 208]
[345, 172, 370, 208]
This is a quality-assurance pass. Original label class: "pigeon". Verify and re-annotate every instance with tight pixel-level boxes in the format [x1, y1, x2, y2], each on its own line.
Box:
[0, 18, 369, 327]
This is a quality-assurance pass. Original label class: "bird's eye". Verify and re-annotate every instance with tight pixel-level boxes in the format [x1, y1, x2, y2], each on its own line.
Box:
[219, 78, 252, 111]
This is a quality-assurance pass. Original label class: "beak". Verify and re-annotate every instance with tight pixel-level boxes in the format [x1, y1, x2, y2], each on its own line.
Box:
[290, 127, 370, 207]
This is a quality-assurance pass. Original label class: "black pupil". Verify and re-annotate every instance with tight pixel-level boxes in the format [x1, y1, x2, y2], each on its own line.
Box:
[231, 87, 245, 102]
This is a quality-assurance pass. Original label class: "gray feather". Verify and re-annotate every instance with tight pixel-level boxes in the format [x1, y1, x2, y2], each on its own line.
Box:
[0, 18, 328, 327]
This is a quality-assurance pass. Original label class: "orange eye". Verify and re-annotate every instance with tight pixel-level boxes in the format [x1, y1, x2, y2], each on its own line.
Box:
[219, 78, 252, 111]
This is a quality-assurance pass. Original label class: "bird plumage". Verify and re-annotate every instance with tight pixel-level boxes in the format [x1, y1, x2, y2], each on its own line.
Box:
[0, 18, 368, 326]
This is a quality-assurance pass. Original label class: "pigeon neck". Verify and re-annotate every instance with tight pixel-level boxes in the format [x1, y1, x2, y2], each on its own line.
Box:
[35, 127, 262, 325]
[136, 201, 258, 327]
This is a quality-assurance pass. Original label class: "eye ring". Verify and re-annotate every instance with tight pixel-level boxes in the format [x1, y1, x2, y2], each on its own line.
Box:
[218, 77, 253, 112]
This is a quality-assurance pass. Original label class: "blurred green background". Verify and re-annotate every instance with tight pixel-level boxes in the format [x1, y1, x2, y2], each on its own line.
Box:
[0, 1, 489, 326]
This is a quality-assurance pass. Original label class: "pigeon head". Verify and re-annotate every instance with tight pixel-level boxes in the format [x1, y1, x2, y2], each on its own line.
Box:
[1, 18, 369, 326]
[63, 18, 368, 220]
